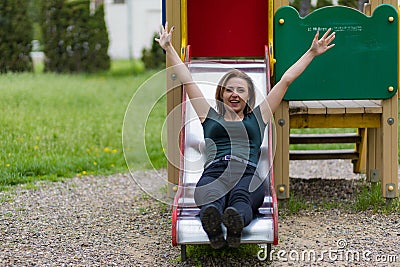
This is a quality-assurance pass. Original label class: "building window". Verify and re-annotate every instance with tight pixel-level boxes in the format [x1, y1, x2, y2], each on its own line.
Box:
[114, 0, 125, 3]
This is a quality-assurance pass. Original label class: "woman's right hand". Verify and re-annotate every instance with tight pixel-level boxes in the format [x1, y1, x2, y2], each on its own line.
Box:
[155, 22, 175, 50]
[154, 23, 210, 122]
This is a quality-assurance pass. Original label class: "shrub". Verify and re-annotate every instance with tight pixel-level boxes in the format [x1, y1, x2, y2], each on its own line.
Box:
[141, 33, 166, 70]
[0, 0, 33, 73]
[41, 0, 110, 73]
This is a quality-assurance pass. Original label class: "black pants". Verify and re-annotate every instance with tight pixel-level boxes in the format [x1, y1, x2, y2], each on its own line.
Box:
[194, 160, 265, 227]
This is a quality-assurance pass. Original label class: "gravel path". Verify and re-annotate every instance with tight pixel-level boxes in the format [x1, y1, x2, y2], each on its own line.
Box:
[1, 160, 399, 266]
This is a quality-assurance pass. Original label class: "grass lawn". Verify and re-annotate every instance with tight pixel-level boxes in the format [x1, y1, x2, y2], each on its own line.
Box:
[0, 60, 166, 190]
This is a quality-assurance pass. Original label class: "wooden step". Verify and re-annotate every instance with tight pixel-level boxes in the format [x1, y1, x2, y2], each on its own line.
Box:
[289, 149, 359, 160]
[290, 133, 361, 144]
[289, 100, 383, 115]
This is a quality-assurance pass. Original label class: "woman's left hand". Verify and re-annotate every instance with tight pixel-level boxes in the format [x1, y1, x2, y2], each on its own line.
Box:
[310, 28, 336, 56]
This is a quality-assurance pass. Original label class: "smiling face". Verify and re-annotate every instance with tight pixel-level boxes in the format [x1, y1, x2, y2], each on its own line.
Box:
[222, 77, 249, 117]
[215, 69, 255, 118]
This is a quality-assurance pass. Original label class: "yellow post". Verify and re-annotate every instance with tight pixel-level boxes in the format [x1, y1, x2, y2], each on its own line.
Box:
[354, 128, 367, 174]
[367, 0, 399, 198]
[273, 0, 290, 199]
[166, 0, 183, 198]
[274, 101, 290, 199]
[381, 93, 398, 198]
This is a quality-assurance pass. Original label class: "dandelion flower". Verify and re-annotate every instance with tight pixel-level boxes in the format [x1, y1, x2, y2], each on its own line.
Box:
[103, 147, 111, 153]
[82, 171, 87, 175]
[34, 145, 39, 150]
[112, 149, 118, 154]
[93, 162, 98, 166]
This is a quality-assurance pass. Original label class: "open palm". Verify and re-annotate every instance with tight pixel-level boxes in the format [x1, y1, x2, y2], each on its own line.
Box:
[310, 28, 336, 56]
[155, 22, 174, 50]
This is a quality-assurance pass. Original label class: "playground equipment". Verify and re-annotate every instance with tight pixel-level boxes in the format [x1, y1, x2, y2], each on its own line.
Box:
[164, 0, 399, 260]
[165, 0, 278, 259]
[273, 0, 398, 199]
[171, 60, 278, 260]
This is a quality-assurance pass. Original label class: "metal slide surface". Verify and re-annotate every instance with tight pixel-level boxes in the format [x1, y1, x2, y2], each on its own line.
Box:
[173, 60, 277, 245]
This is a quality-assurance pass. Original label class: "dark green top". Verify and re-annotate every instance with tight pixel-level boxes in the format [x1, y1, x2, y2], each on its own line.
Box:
[202, 106, 267, 166]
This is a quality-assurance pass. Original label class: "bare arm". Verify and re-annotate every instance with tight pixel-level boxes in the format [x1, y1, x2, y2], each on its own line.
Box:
[155, 22, 210, 122]
[259, 29, 336, 122]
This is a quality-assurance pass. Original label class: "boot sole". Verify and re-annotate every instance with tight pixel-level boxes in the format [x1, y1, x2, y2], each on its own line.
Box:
[201, 205, 226, 249]
[222, 207, 244, 248]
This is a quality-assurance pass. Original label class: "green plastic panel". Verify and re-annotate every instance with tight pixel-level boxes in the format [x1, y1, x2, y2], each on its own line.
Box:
[275, 5, 398, 101]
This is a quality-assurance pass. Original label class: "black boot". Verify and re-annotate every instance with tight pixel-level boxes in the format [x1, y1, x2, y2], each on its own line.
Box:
[222, 207, 244, 248]
[200, 205, 226, 249]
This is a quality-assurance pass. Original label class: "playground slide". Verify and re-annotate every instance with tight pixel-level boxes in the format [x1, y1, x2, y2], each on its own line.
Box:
[172, 57, 278, 249]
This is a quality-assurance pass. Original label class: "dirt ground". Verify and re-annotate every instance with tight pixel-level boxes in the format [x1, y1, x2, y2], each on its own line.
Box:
[1, 160, 399, 266]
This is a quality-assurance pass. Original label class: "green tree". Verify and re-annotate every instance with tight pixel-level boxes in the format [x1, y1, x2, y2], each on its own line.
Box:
[290, 0, 312, 16]
[28, 0, 44, 43]
[41, 0, 110, 73]
[41, 0, 65, 72]
[338, 0, 358, 9]
[87, 3, 110, 72]
[141, 33, 166, 70]
[0, 0, 33, 73]
[311, 0, 333, 11]
[292, 0, 361, 14]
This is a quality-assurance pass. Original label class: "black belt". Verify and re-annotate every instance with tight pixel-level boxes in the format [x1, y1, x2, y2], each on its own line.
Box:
[205, 155, 258, 169]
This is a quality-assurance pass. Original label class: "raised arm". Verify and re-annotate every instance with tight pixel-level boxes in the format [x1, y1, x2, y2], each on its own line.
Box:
[155, 22, 210, 122]
[259, 29, 336, 122]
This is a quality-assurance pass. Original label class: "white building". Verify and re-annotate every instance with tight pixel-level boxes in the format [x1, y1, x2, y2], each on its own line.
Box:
[103, 0, 162, 59]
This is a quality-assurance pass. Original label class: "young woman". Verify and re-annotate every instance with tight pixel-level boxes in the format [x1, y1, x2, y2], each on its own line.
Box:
[156, 22, 335, 249]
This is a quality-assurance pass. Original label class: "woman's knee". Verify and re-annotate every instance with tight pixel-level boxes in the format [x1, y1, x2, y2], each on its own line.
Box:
[195, 179, 228, 206]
